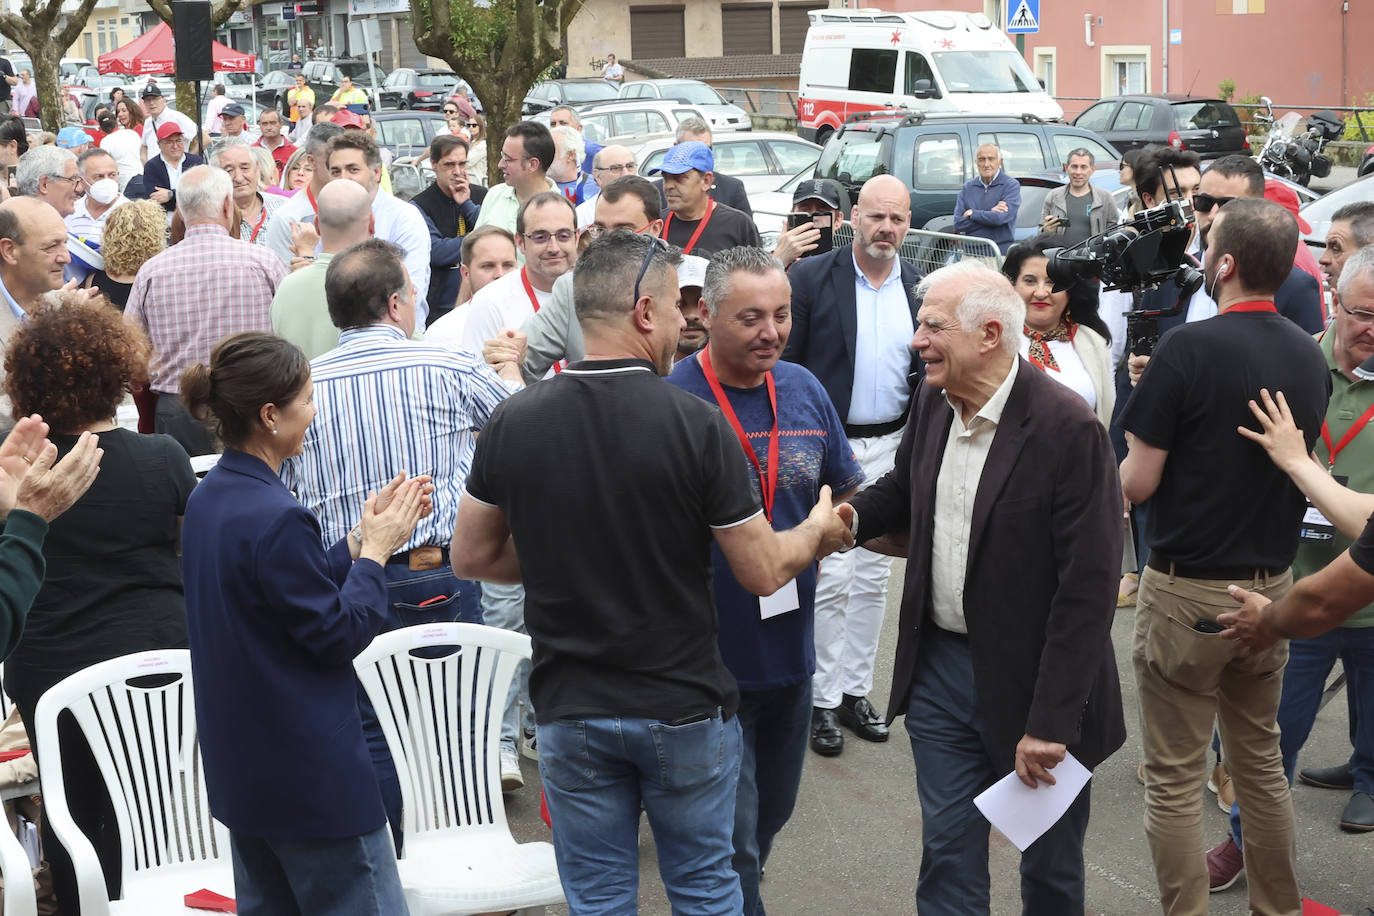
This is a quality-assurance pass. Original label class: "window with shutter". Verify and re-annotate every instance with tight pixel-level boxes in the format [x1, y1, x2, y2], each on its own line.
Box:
[721, 4, 773, 56]
[630, 7, 686, 59]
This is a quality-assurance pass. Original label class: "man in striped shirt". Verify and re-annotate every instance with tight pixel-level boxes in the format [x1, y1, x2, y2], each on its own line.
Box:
[280, 237, 522, 846]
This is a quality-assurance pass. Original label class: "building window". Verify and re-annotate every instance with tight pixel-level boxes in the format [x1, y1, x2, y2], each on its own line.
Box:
[1099, 45, 1151, 97]
[721, 4, 772, 56]
[1033, 47, 1055, 97]
[629, 6, 685, 59]
[1113, 57, 1146, 94]
[1216, 0, 1264, 11]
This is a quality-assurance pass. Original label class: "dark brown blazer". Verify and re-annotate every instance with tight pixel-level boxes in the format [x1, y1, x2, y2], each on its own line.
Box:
[850, 358, 1127, 772]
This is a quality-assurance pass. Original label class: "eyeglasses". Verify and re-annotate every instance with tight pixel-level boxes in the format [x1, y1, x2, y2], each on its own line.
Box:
[442, 108, 458, 115]
[498, 152, 529, 166]
[521, 229, 577, 245]
[464, 121, 480, 129]
[594, 162, 636, 175]
[1192, 193, 1236, 213]
[51, 174, 85, 187]
[1340, 301, 1374, 324]
[584, 222, 655, 239]
[632, 236, 673, 306]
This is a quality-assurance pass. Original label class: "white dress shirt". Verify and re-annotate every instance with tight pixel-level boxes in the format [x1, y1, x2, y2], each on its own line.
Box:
[460, 268, 554, 376]
[1018, 334, 1095, 411]
[930, 357, 1019, 634]
[848, 251, 914, 425]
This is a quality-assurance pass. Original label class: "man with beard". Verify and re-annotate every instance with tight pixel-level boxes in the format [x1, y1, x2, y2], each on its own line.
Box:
[673, 254, 708, 363]
[782, 173, 923, 758]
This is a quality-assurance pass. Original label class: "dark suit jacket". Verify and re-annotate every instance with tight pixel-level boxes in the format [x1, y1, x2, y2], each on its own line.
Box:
[135, 152, 205, 211]
[850, 360, 1127, 772]
[182, 449, 391, 839]
[653, 171, 752, 216]
[782, 244, 923, 422]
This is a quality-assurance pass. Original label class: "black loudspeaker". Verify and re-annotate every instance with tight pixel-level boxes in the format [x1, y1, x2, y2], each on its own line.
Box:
[173, 0, 214, 83]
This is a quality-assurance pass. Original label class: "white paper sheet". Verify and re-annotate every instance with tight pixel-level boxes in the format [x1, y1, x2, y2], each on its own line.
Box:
[972, 752, 1092, 852]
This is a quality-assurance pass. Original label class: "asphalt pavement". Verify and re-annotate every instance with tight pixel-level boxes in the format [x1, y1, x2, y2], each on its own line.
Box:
[506, 560, 1374, 914]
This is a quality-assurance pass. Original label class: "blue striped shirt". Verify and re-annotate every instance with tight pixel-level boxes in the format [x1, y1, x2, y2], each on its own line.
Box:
[281, 324, 516, 550]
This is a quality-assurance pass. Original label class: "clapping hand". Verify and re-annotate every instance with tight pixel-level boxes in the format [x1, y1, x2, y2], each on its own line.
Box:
[14, 431, 103, 522]
[0, 415, 50, 519]
[357, 476, 428, 565]
[373, 471, 435, 520]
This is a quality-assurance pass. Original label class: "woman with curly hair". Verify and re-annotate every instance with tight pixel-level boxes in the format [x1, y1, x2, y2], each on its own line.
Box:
[90, 199, 166, 309]
[2, 295, 196, 915]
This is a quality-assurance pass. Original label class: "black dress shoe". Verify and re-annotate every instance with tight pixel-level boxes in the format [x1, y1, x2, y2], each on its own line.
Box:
[836, 694, 889, 743]
[1299, 762, 1355, 790]
[1341, 792, 1374, 832]
[810, 707, 843, 757]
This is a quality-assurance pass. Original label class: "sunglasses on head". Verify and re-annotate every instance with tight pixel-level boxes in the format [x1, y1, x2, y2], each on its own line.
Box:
[633, 236, 673, 305]
[1192, 193, 1236, 214]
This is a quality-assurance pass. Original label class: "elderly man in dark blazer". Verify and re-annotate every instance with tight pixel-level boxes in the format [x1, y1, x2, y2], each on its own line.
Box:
[841, 259, 1126, 914]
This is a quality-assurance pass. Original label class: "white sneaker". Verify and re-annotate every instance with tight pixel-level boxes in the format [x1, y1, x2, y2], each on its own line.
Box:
[500, 747, 523, 792]
[521, 728, 539, 761]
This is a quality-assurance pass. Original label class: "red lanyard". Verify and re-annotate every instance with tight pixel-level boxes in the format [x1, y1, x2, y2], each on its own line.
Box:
[305, 185, 319, 215]
[1321, 404, 1374, 469]
[699, 345, 778, 522]
[247, 203, 268, 243]
[662, 199, 715, 255]
[521, 268, 563, 372]
[1225, 300, 1278, 314]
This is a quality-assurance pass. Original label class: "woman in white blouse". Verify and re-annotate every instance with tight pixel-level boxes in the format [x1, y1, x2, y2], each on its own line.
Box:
[1001, 234, 1115, 426]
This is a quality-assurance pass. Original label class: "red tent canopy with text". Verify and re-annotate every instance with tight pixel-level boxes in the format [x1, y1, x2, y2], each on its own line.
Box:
[97, 22, 255, 75]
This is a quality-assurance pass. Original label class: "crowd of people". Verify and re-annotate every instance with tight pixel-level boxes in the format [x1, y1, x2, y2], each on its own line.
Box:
[0, 80, 1365, 916]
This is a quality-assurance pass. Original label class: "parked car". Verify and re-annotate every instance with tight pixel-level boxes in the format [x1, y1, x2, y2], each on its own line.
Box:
[1072, 94, 1249, 160]
[618, 79, 751, 133]
[59, 57, 92, 79]
[376, 68, 460, 111]
[569, 100, 715, 145]
[242, 70, 302, 115]
[300, 58, 387, 107]
[813, 111, 1121, 229]
[1299, 173, 1374, 252]
[635, 131, 821, 195]
[522, 78, 621, 116]
[370, 110, 446, 160]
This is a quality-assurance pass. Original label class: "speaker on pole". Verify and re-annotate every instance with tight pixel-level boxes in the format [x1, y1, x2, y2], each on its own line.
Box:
[173, 0, 214, 83]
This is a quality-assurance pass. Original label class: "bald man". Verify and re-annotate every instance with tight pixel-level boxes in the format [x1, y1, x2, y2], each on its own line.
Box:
[782, 173, 924, 757]
[954, 143, 1021, 254]
[270, 179, 375, 359]
[575, 144, 638, 228]
[0, 197, 72, 436]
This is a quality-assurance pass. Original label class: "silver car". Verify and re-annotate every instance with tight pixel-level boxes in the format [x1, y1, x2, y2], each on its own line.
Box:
[619, 79, 751, 133]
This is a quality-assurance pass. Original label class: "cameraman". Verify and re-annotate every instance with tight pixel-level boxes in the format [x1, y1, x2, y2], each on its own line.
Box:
[1118, 198, 1330, 915]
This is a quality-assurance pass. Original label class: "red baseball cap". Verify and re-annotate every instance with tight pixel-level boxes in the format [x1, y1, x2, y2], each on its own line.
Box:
[331, 110, 366, 129]
[155, 121, 185, 140]
[1263, 178, 1312, 234]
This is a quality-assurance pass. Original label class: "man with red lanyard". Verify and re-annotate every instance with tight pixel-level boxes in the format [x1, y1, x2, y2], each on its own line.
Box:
[668, 245, 862, 916]
[1119, 198, 1331, 916]
[253, 108, 296, 176]
[649, 141, 760, 258]
[210, 137, 286, 248]
[262, 121, 344, 266]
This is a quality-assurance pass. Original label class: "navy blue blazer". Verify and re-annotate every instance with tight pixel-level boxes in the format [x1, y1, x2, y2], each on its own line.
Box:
[182, 449, 390, 840]
[782, 244, 923, 423]
[136, 152, 205, 211]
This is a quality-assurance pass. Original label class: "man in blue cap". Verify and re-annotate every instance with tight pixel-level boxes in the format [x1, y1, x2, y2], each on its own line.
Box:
[649, 140, 760, 258]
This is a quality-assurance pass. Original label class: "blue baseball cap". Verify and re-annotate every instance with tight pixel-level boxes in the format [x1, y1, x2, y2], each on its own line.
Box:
[648, 141, 714, 176]
[56, 127, 93, 149]
[222, 103, 246, 118]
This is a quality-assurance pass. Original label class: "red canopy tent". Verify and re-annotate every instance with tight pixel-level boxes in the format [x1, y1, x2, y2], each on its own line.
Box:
[96, 21, 255, 75]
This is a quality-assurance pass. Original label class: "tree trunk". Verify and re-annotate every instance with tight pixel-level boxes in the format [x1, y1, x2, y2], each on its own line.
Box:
[176, 81, 204, 153]
[470, 78, 522, 188]
[29, 44, 62, 134]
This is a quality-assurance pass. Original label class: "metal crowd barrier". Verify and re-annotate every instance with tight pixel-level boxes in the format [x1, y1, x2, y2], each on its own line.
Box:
[832, 224, 1003, 274]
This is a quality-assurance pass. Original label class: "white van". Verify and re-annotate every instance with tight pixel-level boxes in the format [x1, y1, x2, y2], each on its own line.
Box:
[797, 9, 1063, 144]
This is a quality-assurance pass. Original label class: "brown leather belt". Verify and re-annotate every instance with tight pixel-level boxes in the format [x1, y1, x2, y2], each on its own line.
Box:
[1146, 554, 1286, 581]
[388, 546, 449, 571]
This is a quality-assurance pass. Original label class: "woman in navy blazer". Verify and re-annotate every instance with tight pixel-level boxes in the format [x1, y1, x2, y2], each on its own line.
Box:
[180, 332, 427, 915]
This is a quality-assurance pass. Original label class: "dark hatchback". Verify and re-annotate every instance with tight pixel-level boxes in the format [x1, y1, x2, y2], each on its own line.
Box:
[1072, 94, 1249, 159]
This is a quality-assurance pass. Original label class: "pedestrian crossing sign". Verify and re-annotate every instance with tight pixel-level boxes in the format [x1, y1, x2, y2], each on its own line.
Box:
[1006, 0, 1040, 33]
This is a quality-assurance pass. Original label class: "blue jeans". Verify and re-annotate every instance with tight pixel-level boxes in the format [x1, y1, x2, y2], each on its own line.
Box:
[907, 626, 1092, 915]
[1230, 626, 1374, 847]
[481, 581, 533, 753]
[362, 563, 482, 850]
[733, 681, 811, 916]
[230, 823, 408, 915]
[537, 712, 744, 915]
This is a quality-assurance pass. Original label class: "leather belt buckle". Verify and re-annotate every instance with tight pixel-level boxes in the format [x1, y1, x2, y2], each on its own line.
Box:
[408, 546, 443, 571]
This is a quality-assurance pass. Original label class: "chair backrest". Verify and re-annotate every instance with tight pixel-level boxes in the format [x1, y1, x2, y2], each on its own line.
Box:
[33, 651, 228, 910]
[354, 623, 531, 847]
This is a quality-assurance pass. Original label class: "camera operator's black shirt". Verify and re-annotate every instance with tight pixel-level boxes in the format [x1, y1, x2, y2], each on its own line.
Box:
[464, 358, 760, 724]
[1120, 309, 1330, 569]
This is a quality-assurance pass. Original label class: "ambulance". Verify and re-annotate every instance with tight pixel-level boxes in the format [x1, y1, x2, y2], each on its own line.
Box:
[796, 9, 1063, 144]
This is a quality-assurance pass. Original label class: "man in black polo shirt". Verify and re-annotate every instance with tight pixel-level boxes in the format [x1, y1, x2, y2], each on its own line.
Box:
[1118, 198, 1331, 916]
[453, 231, 852, 914]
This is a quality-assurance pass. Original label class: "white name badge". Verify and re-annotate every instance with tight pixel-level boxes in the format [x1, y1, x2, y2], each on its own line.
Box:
[759, 579, 800, 620]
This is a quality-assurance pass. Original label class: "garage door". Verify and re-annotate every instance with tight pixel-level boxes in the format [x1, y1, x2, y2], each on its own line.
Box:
[630, 6, 686, 59]
[780, 4, 820, 54]
[722, 4, 772, 56]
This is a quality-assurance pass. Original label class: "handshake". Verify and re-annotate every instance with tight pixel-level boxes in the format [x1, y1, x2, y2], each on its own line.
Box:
[808, 485, 857, 560]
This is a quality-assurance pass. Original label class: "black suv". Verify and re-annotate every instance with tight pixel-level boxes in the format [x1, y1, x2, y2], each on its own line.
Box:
[1072, 94, 1249, 159]
[813, 111, 1121, 230]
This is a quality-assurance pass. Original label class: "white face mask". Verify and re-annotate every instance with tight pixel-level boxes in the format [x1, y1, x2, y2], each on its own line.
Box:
[87, 178, 119, 205]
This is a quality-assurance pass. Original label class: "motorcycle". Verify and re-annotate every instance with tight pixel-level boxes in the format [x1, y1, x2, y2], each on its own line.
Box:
[1254, 96, 1341, 187]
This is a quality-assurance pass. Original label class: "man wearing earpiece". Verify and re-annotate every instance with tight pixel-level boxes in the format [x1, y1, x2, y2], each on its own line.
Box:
[1116, 198, 1330, 916]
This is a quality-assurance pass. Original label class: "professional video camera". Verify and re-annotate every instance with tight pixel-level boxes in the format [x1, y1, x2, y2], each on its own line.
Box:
[1043, 183, 1205, 357]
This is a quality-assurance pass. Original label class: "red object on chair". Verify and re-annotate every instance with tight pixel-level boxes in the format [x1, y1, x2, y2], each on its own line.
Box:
[185, 889, 236, 912]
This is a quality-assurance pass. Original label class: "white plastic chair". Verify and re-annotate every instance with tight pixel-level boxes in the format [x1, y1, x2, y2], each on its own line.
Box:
[33, 650, 233, 915]
[353, 623, 563, 916]
[0, 805, 36, 916]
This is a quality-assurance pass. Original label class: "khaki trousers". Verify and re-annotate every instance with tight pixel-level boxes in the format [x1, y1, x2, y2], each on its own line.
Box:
[1133, 565, 1299, 916]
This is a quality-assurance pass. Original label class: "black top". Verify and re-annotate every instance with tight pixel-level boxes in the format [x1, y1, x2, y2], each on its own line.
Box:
[92, 272, 134, 310]
[1061, 188, 1094, 246]
[3, 429, 196, 710]
[1348, 513, 1374, 576]
[662, 201, 761, 258]
[465, 358, 760, 723]
[1119, 309, 1330, 568]
[0, 59, 12, 104]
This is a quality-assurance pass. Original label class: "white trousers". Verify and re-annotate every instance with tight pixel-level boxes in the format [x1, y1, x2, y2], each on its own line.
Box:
[811, 428, 901, 709]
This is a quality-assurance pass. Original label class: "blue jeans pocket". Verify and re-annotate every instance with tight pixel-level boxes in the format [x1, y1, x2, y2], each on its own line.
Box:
[648, 714, 726, 792]
[537, 720, 595, 791]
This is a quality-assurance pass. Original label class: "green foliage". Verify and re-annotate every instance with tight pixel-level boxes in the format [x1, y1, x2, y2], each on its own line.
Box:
[1217, 78, 1235, 102]
[443, 0, 515, 64]
[1343, 91, 1374, 141]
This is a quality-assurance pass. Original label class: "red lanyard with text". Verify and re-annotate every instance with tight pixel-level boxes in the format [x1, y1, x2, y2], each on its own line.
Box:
[699, 345, 778, 522]
[521, 268, 563, 372]
[248, 205, 268, 243]
[661, 199, 715, 255]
